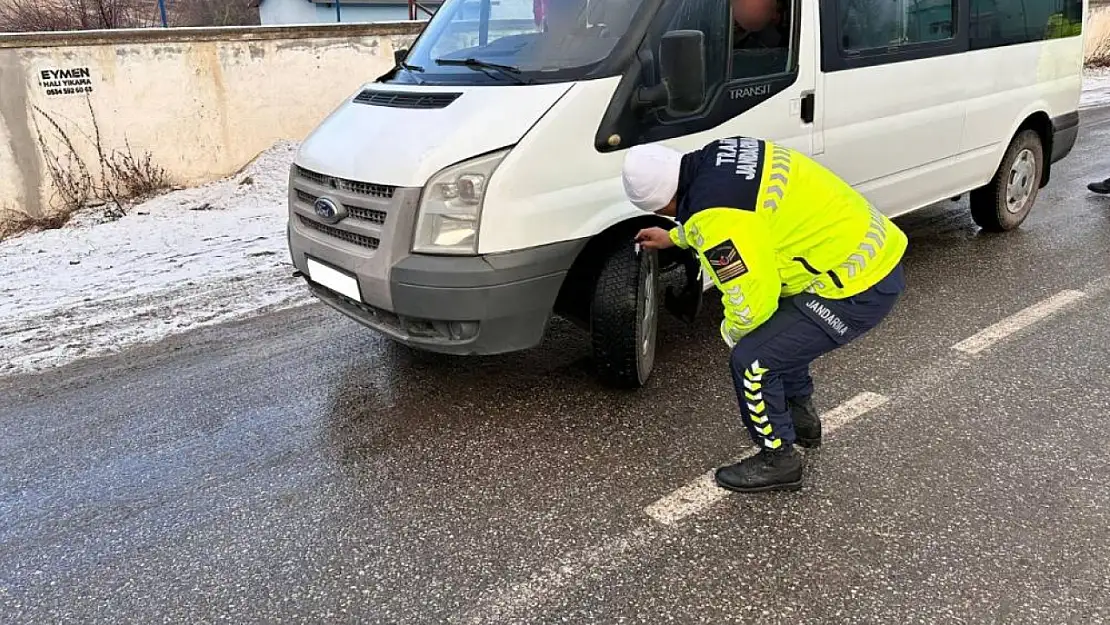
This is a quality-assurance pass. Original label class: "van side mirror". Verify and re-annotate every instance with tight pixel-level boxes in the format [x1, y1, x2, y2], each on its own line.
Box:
[394, 48, 409, 66]
[658, 30, 706, 115]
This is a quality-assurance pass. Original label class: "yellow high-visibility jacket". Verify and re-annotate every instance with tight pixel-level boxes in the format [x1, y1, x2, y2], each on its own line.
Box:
[667, 137, 908, 346]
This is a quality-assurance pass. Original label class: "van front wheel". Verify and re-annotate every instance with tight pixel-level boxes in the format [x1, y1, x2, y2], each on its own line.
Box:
[590, 242, 659, 388]
[969, 129, 1044, 232]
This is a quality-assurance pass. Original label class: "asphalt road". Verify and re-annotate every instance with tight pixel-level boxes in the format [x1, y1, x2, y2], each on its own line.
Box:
[5, 110, 1110, 624]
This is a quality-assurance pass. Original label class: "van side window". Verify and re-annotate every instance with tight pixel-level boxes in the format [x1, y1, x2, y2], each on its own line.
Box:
[837, 0, 955, 51]
[730, 0, 793, 80]
[970, 0, 1083, 49]
[593, 0, 804, 149]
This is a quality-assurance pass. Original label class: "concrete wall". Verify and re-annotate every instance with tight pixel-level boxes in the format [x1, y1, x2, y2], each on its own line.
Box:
[0, 22, 423, 220]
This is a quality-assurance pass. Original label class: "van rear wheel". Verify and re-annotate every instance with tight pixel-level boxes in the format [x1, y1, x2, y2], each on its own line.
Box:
[969, 129, 1044, 232]
[590, 242, 659, 388]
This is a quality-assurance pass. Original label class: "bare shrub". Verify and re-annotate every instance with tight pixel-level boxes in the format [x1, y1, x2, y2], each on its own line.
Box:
[22, 99, 171, 236]
[1088, 35, 1110, 68]
[171, 0, 259, 27]
[103, 140, 170, 202]
[0, 208, 73, 242]
[0, 0, 263, 31]
[0, 0, 154, 33]
[1086, 7, 1110, 68]
[81, 98, 169, 217]
[32, 105, 95, 215]
[1, 108, 95, 241]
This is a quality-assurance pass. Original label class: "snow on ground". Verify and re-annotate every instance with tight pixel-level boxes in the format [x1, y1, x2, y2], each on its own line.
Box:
[1083, 67, 1110, 109]
[0, 141, 313, 378]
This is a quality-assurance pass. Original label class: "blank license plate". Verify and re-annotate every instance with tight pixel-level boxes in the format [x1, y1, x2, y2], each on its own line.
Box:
[306, 257, 362, 302]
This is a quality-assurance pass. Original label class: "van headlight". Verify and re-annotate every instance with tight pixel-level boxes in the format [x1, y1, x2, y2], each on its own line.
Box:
[413, 149, 509, 255]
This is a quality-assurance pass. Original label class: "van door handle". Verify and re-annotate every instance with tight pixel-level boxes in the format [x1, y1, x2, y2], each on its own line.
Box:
[800, 92, 815, 124]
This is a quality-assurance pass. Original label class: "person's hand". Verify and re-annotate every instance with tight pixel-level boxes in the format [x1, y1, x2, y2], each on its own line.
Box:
[634, 227, 674, 251]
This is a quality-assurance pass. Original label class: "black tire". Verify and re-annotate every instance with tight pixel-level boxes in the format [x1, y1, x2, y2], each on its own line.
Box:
[969, 129, 1044, 232]
[590, 242, 660, 389]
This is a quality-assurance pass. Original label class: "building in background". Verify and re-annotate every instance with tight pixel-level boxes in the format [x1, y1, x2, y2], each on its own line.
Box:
[255, 0, 442, 24]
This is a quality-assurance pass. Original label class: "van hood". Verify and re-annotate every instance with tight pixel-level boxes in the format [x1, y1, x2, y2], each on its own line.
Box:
[295, 82, 574, 188]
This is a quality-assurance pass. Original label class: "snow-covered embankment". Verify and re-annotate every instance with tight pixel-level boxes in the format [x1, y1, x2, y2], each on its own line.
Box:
[0, 141, 312, 378]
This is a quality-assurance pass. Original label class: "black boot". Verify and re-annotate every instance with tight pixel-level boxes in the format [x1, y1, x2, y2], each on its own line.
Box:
[1088, 177, 1110, 194]
[714, 446, 804, 493]
[788, 395, 822, 449]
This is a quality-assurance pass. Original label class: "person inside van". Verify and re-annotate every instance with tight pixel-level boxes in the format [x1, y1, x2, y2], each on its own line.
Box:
[730, 0, 789, 78]
[539, 0, 586, 32]
[731, 0, 787, 49]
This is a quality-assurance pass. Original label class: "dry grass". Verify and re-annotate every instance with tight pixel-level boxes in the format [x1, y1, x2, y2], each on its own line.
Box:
[1, 97, 170, 243]
[0, 208, 72, 242]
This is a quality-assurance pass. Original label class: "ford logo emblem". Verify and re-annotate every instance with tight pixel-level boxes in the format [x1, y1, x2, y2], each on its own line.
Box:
[313, 196, 346, 224]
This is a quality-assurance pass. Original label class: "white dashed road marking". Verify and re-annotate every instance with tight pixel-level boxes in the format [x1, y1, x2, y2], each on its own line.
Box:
[951, 289, 1087, 355]
[459, 528, 656, 624]
[642, 472, 724, 528]
[644, 391, 889, 526]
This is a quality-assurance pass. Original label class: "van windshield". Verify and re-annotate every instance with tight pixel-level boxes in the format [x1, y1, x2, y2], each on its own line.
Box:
[393, 0, 647, 84]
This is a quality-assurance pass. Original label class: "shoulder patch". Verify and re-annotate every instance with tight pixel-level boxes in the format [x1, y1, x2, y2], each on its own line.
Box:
[704, 239, 749, 282]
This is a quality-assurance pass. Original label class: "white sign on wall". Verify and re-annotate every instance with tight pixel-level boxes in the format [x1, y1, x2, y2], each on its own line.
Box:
[37, 67, 95, 97]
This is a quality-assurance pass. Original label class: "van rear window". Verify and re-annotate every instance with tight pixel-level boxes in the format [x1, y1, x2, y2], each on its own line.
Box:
[837, 0, 956, 52]
[970, 0, 1083, 49]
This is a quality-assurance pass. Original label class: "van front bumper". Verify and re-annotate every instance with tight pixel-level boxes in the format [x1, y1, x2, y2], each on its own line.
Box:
[290, 218, 584, 356]
[285, 164, 587, 355]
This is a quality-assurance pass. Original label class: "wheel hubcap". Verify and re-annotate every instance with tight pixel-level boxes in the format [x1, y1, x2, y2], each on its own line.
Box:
[641, 267, 655, 357]
[1005, 149, 1036, 214]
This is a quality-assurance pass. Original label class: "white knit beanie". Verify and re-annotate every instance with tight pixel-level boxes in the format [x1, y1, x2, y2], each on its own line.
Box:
[622, 143, 683, 212]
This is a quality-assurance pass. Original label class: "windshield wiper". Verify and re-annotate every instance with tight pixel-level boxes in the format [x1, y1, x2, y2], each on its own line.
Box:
[434, 58, 529, 84]
[399, 61, 425, 73]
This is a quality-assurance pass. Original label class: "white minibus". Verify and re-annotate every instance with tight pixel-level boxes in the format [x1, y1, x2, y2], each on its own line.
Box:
[286, 0, 1085, 387]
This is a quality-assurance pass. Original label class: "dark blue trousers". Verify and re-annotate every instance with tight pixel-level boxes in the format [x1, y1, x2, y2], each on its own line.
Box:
[729, 264, 906, 449]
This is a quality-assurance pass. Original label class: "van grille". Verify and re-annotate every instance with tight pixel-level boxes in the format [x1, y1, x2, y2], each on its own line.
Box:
[295, 166, 395, 199]
[295, 189, 386, 225]
[353, 89, 461, 109]
[298, 216, 380, 250]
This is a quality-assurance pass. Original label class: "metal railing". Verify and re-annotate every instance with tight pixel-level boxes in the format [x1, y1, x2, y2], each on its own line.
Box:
[409, 0, 438, 21]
